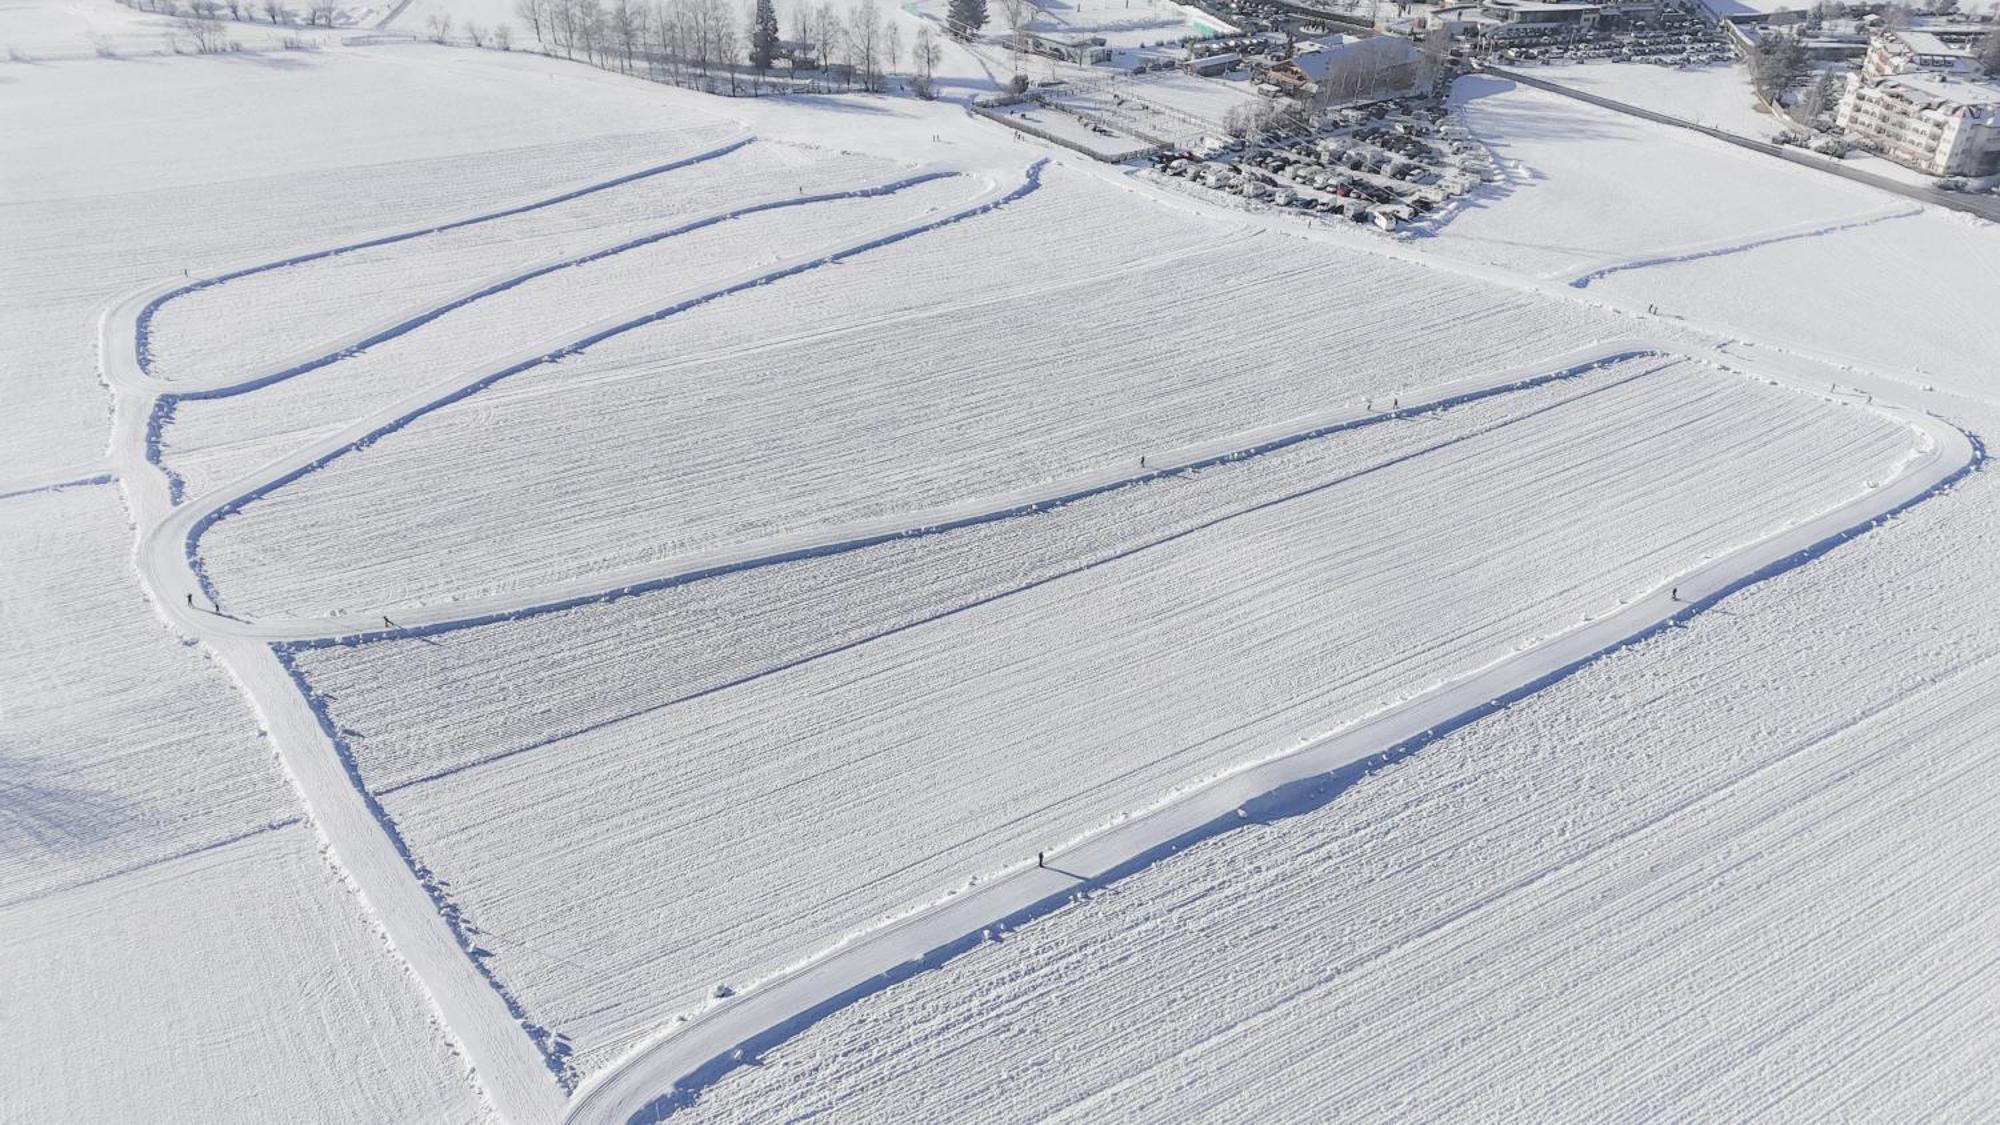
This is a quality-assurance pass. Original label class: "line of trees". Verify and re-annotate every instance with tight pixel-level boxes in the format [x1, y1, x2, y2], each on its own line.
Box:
[512, 0, 937, 95]
[115, 0, 340, 29]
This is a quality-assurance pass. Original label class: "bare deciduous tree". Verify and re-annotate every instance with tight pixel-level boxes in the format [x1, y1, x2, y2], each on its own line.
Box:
[610, 0, 644, 70]
[515, 0, 547, 45]
[175, 11, 229, 51]
[811, 1, 839, 80]
[911, 20, 939, 97]
[571, 0, 605, 63]
[997, 0, 1029, 68]
[848, 0, 881, 90]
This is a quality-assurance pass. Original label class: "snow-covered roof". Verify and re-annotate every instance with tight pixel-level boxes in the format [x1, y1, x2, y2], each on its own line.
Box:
[1890, 30, 1975, 58]
[1277, 32, 1422, 82]
[1875, 72, 2000, 111]
[1292, 33, 1357, 53]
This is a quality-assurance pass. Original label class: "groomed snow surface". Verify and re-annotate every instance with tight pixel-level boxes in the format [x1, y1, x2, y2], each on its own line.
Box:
[673, 456, 2000, 1122]
[11, 18, 2000, 1125]
[287, 352, 1916, 1077]
[0, 486, 484, 1122]
[194, 161, 1666, 617]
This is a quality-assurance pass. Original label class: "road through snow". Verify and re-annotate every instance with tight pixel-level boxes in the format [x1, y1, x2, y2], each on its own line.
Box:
[94, 132, 1977, 1124]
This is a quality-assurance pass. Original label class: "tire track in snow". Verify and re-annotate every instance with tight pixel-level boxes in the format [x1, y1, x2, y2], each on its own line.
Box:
[167, 163, 1020, 610]
[1044, 641, 2000, 1120]
[1566, 205, 1921, 290]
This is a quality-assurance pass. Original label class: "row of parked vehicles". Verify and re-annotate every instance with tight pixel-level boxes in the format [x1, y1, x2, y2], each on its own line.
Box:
[1481, 11, 1729, 68]
[1150, 98, 1497, 231]
[1492, 39, 1732, 67]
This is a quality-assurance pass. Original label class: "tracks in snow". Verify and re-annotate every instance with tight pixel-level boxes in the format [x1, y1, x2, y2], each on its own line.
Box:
[98, 136, 1979, 1125]
[1564, 204, 1923, 290]
[99, 145, 1028, 1121]
[564, 356, 1973, 1124]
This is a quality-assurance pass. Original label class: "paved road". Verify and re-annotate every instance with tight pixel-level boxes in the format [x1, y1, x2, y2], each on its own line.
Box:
[1481, 65, 2000, 224]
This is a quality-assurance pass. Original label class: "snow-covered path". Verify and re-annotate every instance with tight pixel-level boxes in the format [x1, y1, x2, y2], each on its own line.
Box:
[93, 130, 1977, 1125]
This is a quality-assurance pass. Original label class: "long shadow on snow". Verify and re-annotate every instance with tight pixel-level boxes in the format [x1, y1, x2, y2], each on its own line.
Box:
[273, 645, 585, 1087]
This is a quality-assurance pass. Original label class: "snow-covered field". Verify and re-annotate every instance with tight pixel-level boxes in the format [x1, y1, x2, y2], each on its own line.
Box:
[0, 39, 723, 490]
[0, 486, 289, 904]
[672, 458, 2000, 1121]
[1531, 60, 1776, 138]
[10, 3, 2000, 1121]
[2, 823, 486, 1121]
[285, 352, 1918, 1077]
[192, 161, 1671, 618]
[611, 56, 2000, 1125]
[155, 146, 974, 501]
[1436, 75, 1904, 282]
[0, 482, 484, 1121]
[1588, 209, 2000, 394]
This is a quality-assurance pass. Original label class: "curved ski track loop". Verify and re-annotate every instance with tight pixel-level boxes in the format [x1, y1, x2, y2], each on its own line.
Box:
[98, 137, 1979, 1125]
[101, 152, 1041, 1122]
[128, 134, 754, 385]
[130, 158, 960, 502]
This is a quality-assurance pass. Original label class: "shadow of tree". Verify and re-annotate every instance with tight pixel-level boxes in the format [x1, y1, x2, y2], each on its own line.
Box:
[0, 756, 140, 855]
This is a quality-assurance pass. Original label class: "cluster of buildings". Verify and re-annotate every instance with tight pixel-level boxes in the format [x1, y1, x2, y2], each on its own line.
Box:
[1836, 25, 2000, 177]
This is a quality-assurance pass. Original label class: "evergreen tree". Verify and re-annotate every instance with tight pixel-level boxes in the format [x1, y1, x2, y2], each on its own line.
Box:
[750, 0, 779, 70]
[946, 0, 985, 39]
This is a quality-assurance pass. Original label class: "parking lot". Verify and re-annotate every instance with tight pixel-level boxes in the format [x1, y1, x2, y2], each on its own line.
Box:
[1151, 96, 1500, 231]
[1479, 6, 1731, 67]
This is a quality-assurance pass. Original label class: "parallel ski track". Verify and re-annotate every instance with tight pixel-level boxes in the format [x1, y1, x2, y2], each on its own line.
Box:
[568, 386, 1975, 1125]
[99, 150, 1040, 1120]
[94, 136, 1980, 1125]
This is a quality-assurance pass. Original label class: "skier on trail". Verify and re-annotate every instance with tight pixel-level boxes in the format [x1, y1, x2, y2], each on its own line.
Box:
[186, 592, 193, 608]
[1671, 587, 1679, 602]
[1037, 851, 1045, 869]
